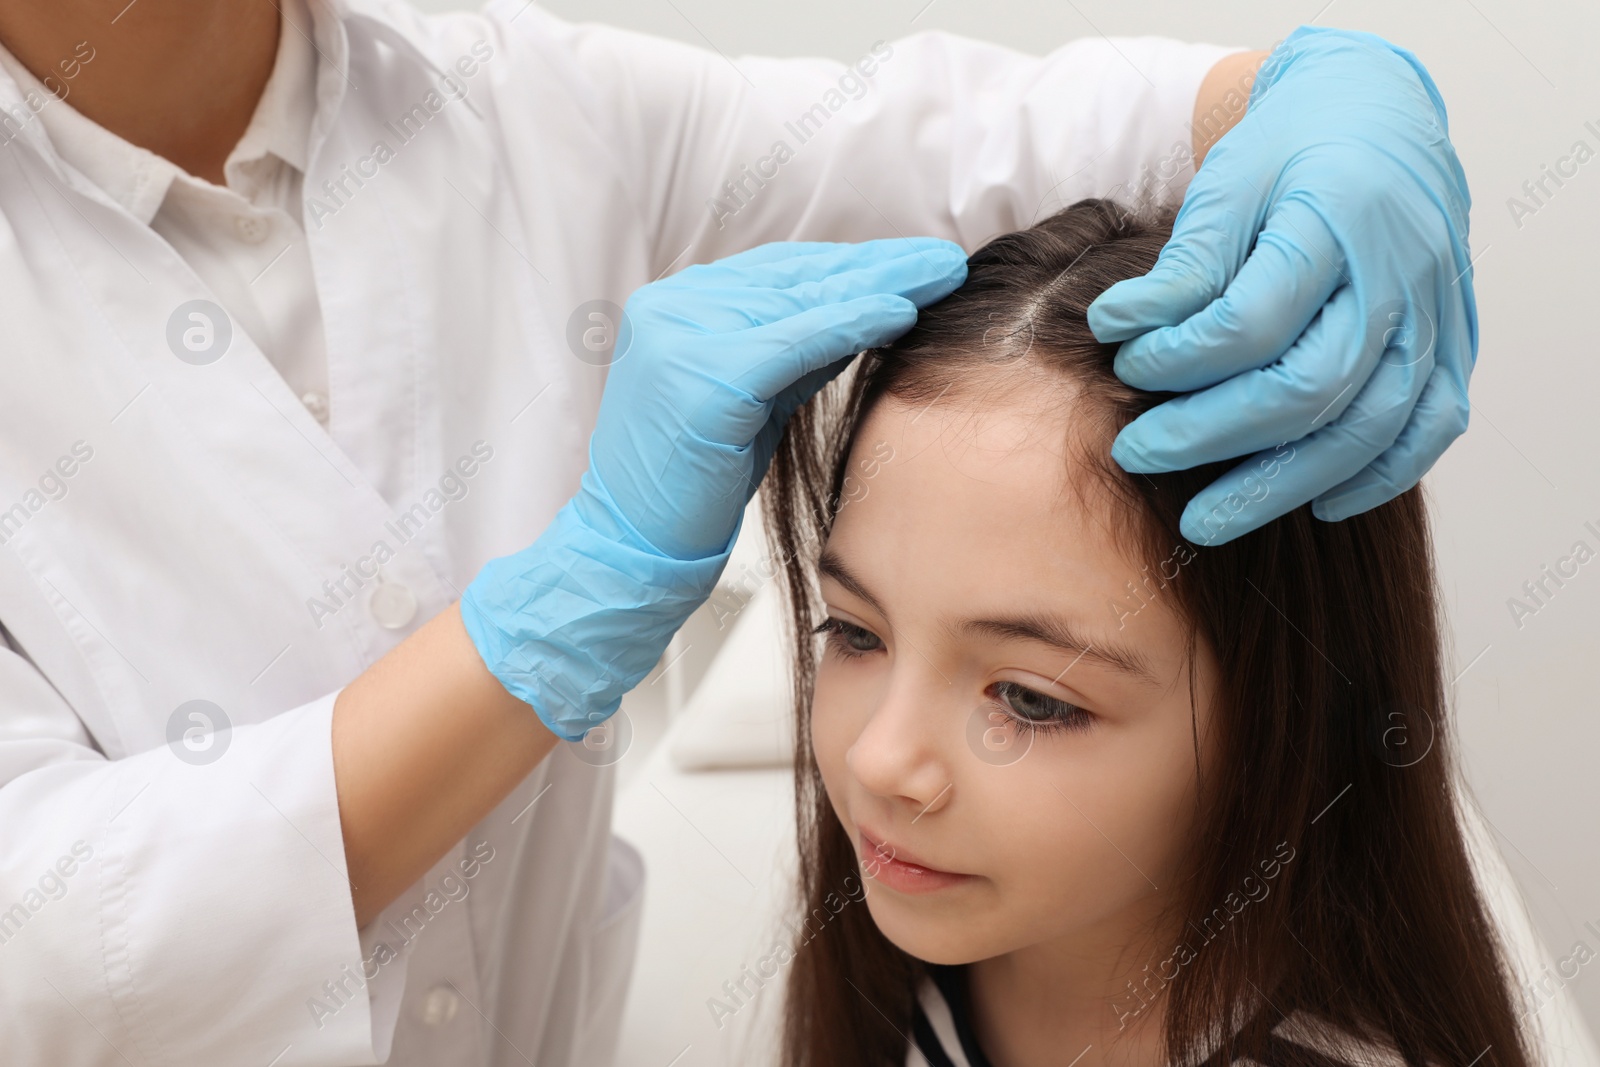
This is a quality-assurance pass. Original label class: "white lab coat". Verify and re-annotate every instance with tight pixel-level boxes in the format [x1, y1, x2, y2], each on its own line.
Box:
[0, 1, 1237, 1064]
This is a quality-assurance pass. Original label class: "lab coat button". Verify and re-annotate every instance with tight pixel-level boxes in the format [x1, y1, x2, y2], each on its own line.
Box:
[300, 390, 329, 423]
[418, 984, 460, 1026]
[233, 214, 270, 244]
[368, 581, 417, 629]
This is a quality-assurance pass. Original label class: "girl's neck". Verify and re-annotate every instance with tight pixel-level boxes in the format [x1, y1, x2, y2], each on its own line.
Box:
[966, 916, 1177, 1067]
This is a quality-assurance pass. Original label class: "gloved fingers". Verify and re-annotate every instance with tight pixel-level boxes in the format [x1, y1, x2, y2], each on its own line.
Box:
[749, 358, 853, 481]
[722, 236, 966, 294]
[1085, 164, 1262, 343]
[1311, 325, 1472, 521]
[1439, 237, 1481, 375]
[1177, 353, 1421, 544]
[670, 241, 849, 283]
[762, 244, 969, 318]
[768, 353, 854, 427]
[654, 288, 906, 453]
[1112, 196, 1347, 391]
[1112, 282, 1371, 472]
[648, 243, 964, 335]
[734, 293, 921, 400]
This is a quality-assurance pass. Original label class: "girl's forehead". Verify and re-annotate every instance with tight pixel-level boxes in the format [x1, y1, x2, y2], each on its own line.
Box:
[834, 396, 1185, 641]
[850, 392, 1110, 519]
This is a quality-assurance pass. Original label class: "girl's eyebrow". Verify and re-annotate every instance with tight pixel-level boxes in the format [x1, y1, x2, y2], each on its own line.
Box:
[956, 614, 1159, 686]
[817, 548, 1159, 686]
[818, 548, 887, 616]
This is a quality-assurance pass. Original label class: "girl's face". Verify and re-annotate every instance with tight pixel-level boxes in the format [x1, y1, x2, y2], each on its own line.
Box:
[812, 390, 1221, 969]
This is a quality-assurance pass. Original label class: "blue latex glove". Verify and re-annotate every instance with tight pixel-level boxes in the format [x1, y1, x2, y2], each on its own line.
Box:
[460, 239, 967, 739]
[1087, 26, 1476, 545]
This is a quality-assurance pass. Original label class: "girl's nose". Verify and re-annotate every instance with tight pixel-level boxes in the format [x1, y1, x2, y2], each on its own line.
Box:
[845, 666, 957, 817]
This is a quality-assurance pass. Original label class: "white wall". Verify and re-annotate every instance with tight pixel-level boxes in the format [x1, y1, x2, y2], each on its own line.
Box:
[410, 0, 1600, 1033]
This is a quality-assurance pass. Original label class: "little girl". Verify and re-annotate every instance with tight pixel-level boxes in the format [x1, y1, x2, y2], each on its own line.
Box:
[760, 200, 1534, 1066]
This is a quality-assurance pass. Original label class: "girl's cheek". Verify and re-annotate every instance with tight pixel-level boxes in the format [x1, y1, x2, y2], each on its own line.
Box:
[810, 669, 847, 779]
[811, 661, 874, 800]
[810, 681, 861, 839]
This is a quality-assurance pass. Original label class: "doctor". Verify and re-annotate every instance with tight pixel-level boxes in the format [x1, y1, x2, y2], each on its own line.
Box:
[0, 0, 1473, 1063]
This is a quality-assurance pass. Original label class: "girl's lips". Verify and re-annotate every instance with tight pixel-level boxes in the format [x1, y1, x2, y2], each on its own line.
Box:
[858, 829, 975, 895]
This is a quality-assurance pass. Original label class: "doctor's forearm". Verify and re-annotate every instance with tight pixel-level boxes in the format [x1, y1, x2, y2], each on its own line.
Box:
[331, 603, 558, 927]
[1193, 49, 1271, 166]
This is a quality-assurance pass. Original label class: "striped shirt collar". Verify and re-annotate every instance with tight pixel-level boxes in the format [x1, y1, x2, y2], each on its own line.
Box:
[907, 966, 1395, 1067]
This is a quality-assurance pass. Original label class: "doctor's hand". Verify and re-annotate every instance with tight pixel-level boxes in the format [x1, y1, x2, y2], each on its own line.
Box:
[462, 239, 968, 739]
[1088, 26, 1476, 545]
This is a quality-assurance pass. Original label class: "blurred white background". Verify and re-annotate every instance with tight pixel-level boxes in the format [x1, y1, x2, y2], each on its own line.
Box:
[409, 0, 1600, 1045]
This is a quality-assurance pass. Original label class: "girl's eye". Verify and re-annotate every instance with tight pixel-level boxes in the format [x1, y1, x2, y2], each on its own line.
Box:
[813, 617, 884, 658]
[990, 681, 1092, 733]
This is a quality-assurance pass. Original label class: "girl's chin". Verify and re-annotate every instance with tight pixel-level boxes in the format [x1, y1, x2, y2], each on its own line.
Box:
[861, 895, 1003, 967]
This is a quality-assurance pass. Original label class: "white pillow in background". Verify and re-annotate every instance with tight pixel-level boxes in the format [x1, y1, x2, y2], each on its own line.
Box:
[670, 580, 797, 771]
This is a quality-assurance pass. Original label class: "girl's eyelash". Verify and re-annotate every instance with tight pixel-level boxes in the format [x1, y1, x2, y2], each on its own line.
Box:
[988, 681, 1094, 735]
[814, 617, 1094, 735]
[813, 616, 883, 659]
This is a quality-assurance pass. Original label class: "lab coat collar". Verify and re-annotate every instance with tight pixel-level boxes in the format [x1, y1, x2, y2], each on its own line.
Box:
[0, 46, 177, 224]
[0, 0, 317, 227]
[228, 0, 319, 180]
[0, 0, 468, 212]
[324, 0, 460, 86]
[0, 49, 92, 194]
[300, 0, 483, 163]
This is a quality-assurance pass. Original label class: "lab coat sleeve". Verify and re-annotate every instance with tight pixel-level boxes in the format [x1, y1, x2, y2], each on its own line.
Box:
[488, 2, 1247, 273]
[0, 645, 386, 1067]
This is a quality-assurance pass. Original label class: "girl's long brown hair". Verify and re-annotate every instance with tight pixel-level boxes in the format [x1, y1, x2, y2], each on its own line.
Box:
[762, 199, 1533, 1067]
